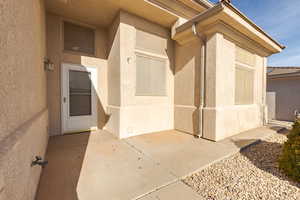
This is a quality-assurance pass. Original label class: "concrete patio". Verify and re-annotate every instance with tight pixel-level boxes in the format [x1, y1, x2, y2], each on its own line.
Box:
[36, 127, 277, 200]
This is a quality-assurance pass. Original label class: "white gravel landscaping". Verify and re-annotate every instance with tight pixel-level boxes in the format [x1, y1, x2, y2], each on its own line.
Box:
[183, 132, 300, 200]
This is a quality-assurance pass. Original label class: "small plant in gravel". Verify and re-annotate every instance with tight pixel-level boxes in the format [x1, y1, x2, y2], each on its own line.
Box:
[279, 119, 300, 182]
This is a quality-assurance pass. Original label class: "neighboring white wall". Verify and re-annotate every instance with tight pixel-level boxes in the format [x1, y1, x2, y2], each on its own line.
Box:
[203, 33, 265, 141]
[106, 11, 174, 138]
[267, 77, 300, 121]
[267, 92, 276, 120]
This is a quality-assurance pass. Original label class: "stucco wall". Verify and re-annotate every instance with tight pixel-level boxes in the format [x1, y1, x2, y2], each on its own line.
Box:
[0, 0, 48, 199]
[106, 11, 175, 138]
[174, 39, 201, 134]
[266, 91, 276, 120]
[203, 33, 265, 141]
[106, 14, 121, 135]
[46, 11, 174, 138]
[46, 13, 109, 135]
[267, 77, 300, 121]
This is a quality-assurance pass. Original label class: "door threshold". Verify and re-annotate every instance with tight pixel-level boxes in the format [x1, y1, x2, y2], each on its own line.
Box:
[63, 128, 98, 135]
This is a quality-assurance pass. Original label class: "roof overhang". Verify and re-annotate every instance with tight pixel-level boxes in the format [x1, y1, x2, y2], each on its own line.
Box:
[192, 0, 214, 9]
[267, 67, 300, 79]
[46, 0, 213, 28]
[172, 2, 285, 55]
[268, 73, 300, 79]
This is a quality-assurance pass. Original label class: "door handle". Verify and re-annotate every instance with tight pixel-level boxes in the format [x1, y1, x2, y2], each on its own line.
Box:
[63, 97, 66, 103]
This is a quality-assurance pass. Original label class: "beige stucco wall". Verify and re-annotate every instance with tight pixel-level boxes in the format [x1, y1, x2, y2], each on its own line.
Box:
[203, 33, 266, 141]
[267, 77, 300, 121]
[46, 8, 269, 141]
[174, 39, 201, 134]
[106, 14, 121, 135]
[106, 11, 175, 138]
[46, 13, 109, 135]
[0, 0, 48, 199]
[46, 11, 174, 138]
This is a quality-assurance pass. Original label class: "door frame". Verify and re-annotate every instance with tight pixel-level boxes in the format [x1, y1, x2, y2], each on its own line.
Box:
[61, 63, 98, 134]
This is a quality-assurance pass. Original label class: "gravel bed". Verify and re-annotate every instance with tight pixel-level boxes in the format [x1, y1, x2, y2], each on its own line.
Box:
[183, 133, 300, 200]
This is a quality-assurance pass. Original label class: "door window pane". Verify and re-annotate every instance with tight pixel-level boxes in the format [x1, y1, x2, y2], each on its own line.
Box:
[69, 70, 92, 116]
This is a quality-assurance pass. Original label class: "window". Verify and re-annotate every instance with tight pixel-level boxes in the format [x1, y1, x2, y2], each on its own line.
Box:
[135, 29, 167, 56]
[235, 46, 255, 105]
[69, 70, 92, 116]
[235, 65, 254, 105]
[64, 22, 95, 55]
[235, 46, 256, 66]
[135, 53, 167, 96]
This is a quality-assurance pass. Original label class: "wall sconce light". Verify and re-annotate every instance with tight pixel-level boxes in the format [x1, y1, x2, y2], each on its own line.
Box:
[44, 58, 54, 71]
[127, 57, 132, 64]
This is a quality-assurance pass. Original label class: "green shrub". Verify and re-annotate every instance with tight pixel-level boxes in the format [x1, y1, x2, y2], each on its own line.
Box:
[278, 120, 300, 182]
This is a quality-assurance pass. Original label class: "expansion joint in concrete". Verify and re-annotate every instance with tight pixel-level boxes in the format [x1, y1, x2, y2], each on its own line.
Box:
[122, 140, 182, 200]
[134, 180, 179, 200]
[122, 140, 165, 168]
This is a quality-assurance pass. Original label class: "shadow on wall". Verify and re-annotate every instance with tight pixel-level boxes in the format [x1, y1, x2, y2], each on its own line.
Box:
[174, 39, 202, 134]
[232, 131, 300, 188]
[35, 132, 90, 200]
[62, 54, 111, 130]
[97, 97, 110, 129]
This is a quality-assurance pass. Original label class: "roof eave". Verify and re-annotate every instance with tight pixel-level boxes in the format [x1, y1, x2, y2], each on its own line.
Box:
[268, 73, 300, 79]
[173, 2, 285, 54]
[225, 2, 285, 50]
[193, 0, 215, 9]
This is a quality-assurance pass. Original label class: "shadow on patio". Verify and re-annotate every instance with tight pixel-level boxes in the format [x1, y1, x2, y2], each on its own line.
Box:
[35, 127, 282, 200]
[35, 132, 90, 200]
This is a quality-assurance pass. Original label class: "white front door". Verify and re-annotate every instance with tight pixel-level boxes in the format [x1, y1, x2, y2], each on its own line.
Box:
[61, 63, 98, 134]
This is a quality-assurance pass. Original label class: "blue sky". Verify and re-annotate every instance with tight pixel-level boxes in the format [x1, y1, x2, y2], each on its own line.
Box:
[211, 0, 300, 66]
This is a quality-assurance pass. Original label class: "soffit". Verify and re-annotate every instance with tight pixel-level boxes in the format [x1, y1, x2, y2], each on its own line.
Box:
[45, 0, 205, 28]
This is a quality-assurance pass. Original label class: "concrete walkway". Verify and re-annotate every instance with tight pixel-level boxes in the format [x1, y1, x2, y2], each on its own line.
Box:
[36, 127, 276, 200]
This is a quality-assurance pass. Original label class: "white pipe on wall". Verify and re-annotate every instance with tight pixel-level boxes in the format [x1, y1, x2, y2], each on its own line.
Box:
[192, 24, 206, 138]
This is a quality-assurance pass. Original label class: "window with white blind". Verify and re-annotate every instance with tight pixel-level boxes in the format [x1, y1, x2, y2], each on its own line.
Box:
[135, 29, 167, 56]
[135, 53, 167, 96]
[235, 65, 254, 105]
[235, 46, 255, 105]
[64, 21, 95, 55]
[235, 46, 256, 66]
